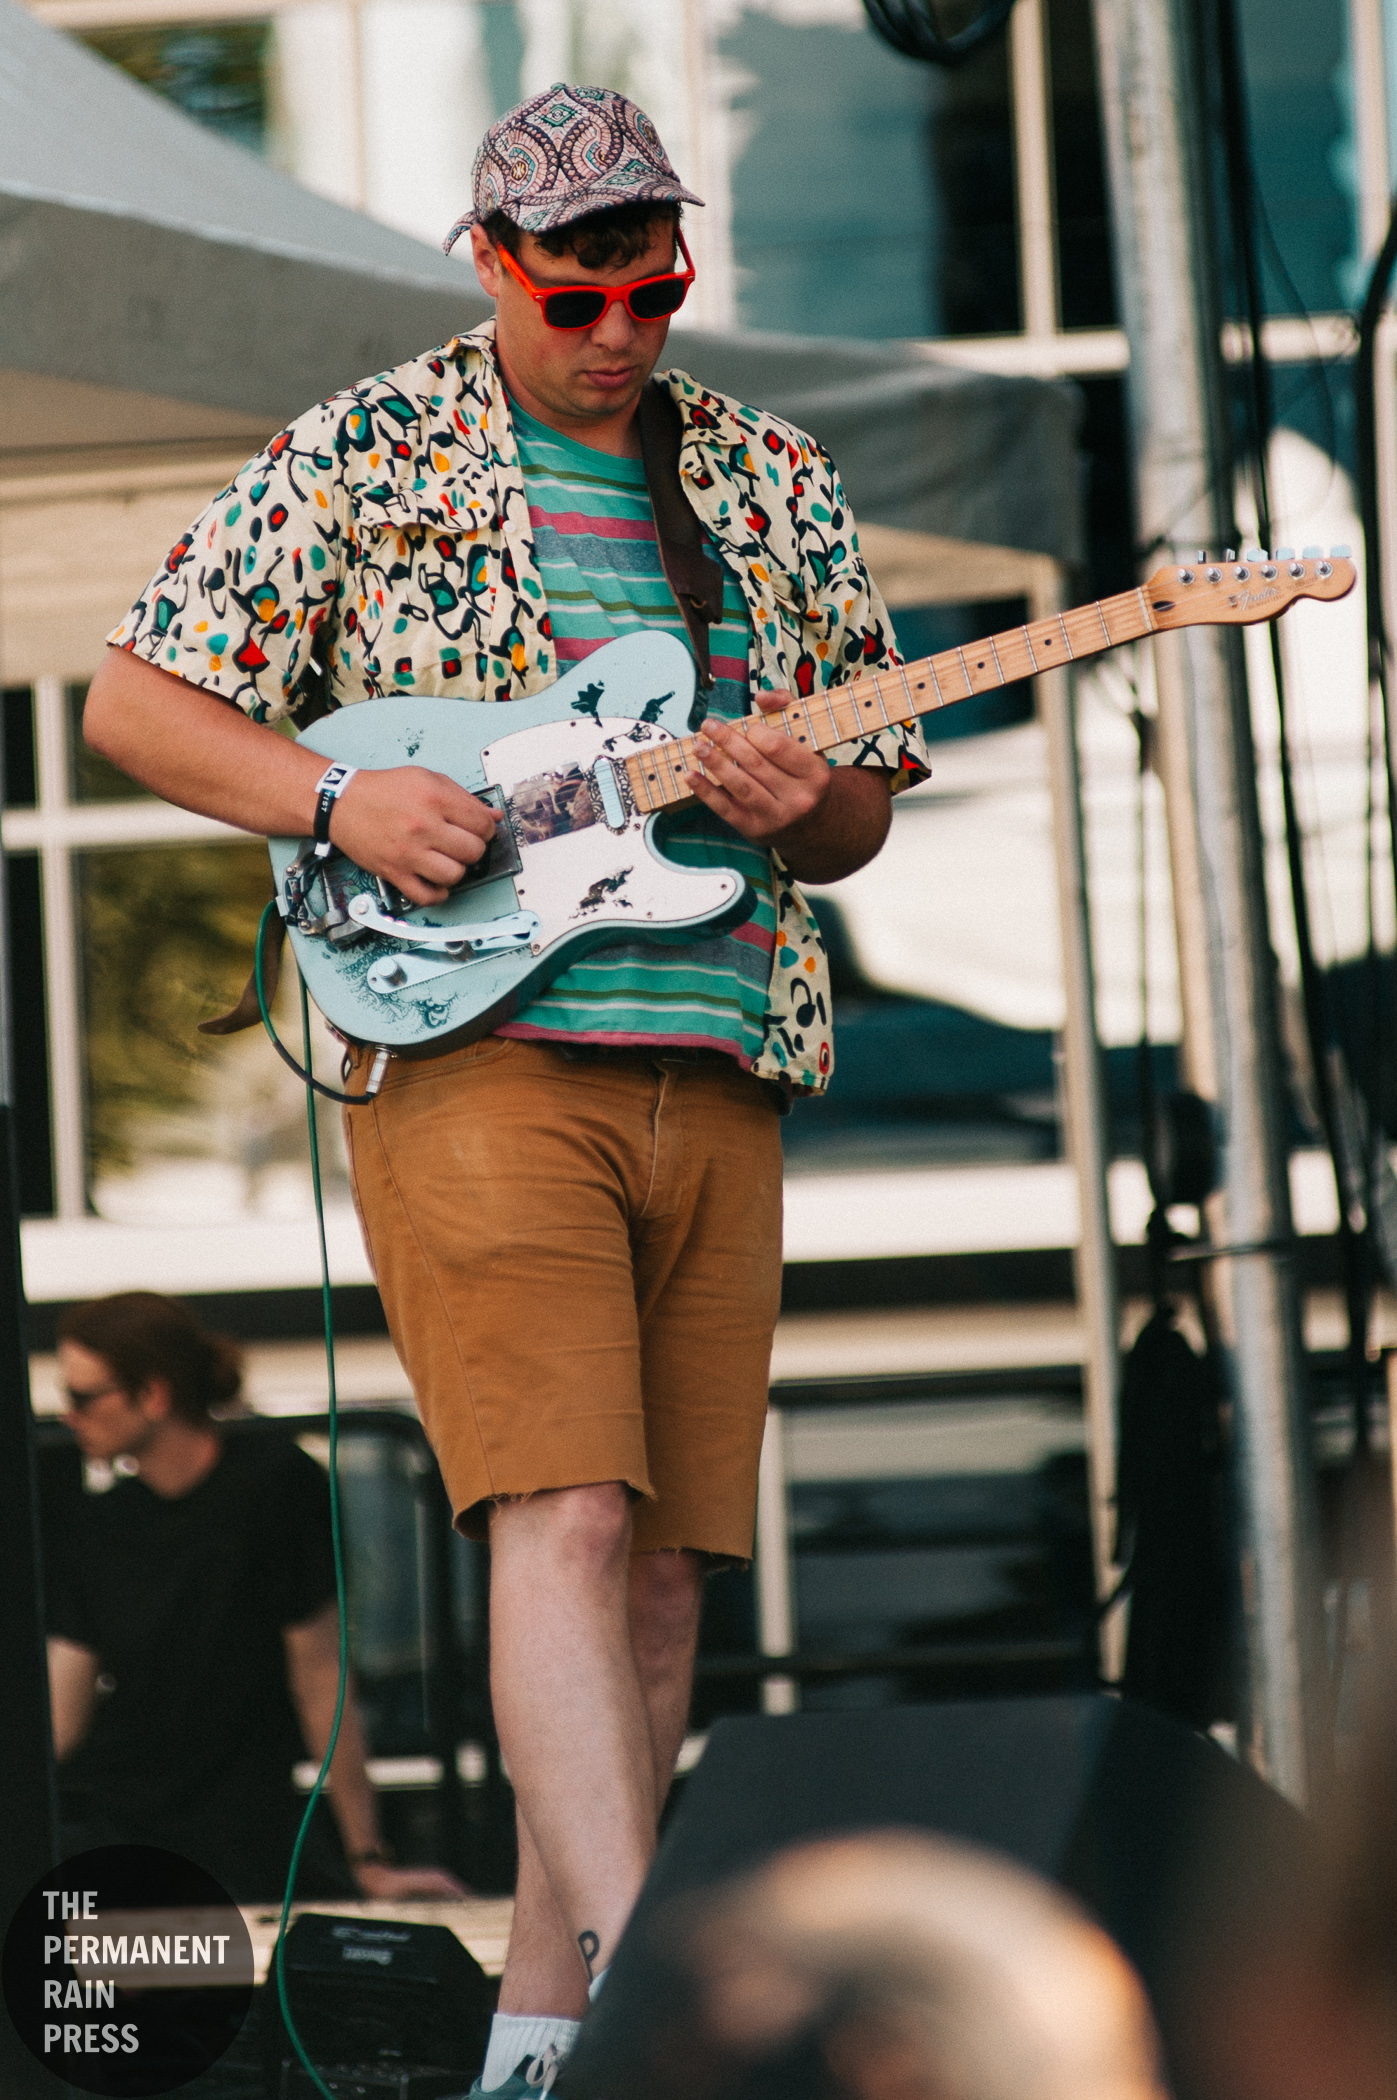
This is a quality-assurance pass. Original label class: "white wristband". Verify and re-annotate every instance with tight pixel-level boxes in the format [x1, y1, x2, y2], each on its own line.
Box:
[312, 762, 358, 858]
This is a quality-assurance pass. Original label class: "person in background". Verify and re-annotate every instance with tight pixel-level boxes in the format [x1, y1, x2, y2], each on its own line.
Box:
[45, 1289, 466, 1906]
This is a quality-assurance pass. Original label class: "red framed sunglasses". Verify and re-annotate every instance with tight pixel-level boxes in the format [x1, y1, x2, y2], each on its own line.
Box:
[497, 229, 695, 330]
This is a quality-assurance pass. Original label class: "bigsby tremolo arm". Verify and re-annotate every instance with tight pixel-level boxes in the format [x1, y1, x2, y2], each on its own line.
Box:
[346, 894, 539, 956]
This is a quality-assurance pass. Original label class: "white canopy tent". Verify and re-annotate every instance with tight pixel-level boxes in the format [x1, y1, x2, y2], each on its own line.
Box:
[0, 0, 1083, 683]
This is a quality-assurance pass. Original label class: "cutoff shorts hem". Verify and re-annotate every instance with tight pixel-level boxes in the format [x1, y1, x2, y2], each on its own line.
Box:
[453, 1457, 654, 1546]
[463, 1482, 754, 1571]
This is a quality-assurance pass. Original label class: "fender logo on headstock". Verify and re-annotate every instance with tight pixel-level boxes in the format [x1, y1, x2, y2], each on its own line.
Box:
[1146, 549, 1356, 630]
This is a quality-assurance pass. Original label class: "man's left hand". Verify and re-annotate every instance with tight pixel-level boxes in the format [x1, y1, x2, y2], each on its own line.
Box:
[684, 693, 893, 886]
[684, 693, 831, 849]
[352, 1861, 471, 1900]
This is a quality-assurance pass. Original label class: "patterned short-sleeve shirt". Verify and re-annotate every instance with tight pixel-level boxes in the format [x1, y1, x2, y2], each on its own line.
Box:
[109, 321, 930, 1093]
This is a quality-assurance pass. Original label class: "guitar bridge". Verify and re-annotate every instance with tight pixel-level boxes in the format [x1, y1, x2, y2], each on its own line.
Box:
[454, 785, 523, 883]
[283, 851, 374, 944]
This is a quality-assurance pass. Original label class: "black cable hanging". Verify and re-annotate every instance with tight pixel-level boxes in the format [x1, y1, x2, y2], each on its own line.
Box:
[1354, 207, 1397, 931]
[862, 0, 1015, 68]
[1214, 0, 1375, 1451]
[1354, 205, 1397, 1327]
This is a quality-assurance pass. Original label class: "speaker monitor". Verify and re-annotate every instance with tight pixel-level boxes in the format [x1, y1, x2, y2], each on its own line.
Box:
[261, 1912, 494, 2097]
[566, 1693, 1310, 2100]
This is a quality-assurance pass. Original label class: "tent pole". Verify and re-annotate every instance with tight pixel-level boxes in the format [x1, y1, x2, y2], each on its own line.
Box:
[0, 717, 63, 2090]
[1090, 0, 1325, 1803]
[1034, 567, 1126, 1678]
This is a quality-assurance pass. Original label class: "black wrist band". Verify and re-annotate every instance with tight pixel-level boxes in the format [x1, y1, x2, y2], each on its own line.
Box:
[312, 763, 358, 859]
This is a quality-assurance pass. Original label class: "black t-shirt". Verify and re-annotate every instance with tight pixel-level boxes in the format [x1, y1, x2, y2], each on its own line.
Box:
[47, 1432, 337, 1900]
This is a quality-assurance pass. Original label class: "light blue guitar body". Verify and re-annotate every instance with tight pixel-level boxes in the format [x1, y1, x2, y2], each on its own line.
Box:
[269, 632, 754, 1053]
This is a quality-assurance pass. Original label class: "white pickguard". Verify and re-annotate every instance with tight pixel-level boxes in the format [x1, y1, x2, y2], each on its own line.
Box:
[480, 714, 741, 949]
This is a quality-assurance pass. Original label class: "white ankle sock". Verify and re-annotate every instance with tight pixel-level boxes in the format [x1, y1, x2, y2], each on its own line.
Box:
[480, 2013, 581, 2092]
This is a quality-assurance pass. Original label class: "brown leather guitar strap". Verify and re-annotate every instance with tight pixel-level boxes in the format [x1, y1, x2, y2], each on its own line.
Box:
[200, 910, 283, 1036]
[638, 380, 725, 693]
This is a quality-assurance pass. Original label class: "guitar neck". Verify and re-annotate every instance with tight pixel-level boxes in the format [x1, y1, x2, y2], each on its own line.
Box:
[622, 583, 1159, 815]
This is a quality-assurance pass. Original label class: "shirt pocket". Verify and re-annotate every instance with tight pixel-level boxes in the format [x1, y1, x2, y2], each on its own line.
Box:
[350, 490, 499, 695]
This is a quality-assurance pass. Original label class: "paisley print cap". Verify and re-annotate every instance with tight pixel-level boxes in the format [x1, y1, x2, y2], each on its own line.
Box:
[443, 82, 703, 252]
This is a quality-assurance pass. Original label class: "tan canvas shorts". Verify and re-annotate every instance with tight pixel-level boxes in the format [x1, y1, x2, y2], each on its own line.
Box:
[342, 1037, 784, 1561]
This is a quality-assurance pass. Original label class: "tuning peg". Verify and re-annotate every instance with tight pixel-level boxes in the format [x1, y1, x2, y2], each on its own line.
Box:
[1244, 547, 1265, 561]
[1275, 546, 1294, 560]
[1301, 545, 1322, 559]
[1331, 544, 1352, 558]
[1197, 549, 1208, 563]
[1224, 548, 1236, 562]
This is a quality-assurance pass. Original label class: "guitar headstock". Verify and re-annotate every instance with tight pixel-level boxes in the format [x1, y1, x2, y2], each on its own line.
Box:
[1143, 547, 1356, 629]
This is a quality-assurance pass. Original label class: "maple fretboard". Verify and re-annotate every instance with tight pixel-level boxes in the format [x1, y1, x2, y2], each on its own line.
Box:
[623, 584, 1156, 814]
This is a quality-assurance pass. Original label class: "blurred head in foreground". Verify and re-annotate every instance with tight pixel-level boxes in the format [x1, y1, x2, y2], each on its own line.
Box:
[1198, 1679, 1397, 2100]
[678, 1831, 1168, 2100]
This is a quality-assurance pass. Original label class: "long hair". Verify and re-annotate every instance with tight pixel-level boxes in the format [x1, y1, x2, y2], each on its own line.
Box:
[57, 1292, 242, 1424]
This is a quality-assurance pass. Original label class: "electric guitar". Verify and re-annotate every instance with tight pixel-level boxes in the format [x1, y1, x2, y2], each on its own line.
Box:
[269, 550, 1356, 1060]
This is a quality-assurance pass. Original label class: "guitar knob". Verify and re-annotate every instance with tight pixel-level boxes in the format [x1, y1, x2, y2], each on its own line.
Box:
[1206, 567, 1222, 582]
[1289, 561, 1305, 578]
[1262, 564, 1278, 579]
[1317, 562, 1333, 578]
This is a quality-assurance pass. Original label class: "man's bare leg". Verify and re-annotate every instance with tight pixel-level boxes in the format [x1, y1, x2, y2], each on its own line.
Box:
[490, 1495, 704, 2016]
[489, 1484, 656, 2012]
[628, 1548, 705, 1800]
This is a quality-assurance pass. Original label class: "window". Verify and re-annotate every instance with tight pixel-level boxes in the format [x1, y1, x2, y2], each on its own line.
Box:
[2, 676, 351, 1236]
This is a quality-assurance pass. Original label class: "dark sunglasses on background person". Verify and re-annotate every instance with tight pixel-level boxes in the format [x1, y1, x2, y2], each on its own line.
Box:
[497, 228, 696, 330]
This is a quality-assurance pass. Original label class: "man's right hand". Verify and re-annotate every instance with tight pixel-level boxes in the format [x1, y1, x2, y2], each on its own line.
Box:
[332, 767, 498, 905]
[85, 650, 497, 902]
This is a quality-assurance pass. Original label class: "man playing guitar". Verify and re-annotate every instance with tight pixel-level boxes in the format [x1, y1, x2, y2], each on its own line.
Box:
[86, 83, 928, 2095]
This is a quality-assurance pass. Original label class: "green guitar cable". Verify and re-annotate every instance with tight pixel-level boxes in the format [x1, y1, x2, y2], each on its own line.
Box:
[256, 909, 351, 2100]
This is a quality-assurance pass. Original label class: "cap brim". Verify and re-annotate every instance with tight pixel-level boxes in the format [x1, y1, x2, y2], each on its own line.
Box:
[443, 181, 704, 254]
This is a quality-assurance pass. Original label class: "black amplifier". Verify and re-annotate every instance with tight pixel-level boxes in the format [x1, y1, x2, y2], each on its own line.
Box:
[263, 1912, 494, 2098]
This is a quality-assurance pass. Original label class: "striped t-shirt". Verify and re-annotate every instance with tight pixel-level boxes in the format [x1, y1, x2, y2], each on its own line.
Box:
[496, 403, 777, 1064]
